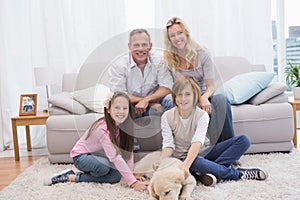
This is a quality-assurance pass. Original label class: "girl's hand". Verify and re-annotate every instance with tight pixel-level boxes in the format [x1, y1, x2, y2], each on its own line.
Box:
[135, 175, 146, 182]
[131, 181, 148, 192]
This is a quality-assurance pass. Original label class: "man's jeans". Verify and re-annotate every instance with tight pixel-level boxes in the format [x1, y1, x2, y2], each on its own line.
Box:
[73, 154, 121, 183]
[135, 94, 174, 118]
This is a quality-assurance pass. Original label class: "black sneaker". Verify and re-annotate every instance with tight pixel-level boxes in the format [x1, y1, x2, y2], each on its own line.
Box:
[193, 173, 217, 187]
[44, 169, 75, 186]
[238, 168, 268, 181]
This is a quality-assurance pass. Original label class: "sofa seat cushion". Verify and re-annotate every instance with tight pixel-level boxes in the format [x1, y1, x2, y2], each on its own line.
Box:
[231, 103, 293, 144]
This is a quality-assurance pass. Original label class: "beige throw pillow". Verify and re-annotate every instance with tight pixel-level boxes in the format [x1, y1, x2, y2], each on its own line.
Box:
[72, 84, 112, 113]
[248, 82, 287, 105]
[48, 92, 88, 114]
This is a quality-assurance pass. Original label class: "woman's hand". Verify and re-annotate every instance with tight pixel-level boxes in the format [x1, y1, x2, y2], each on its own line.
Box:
[199, 96, 212, 114]
[131, 181, 148, 192]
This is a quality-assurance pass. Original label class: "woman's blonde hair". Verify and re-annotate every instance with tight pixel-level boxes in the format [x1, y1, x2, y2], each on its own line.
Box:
[164, 17, 203, 72]
[172, 75, 201, 107]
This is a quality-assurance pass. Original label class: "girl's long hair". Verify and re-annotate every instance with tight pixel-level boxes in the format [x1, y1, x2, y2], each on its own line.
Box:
[85, 91, 134, 160]
[164, 17, 204, 72]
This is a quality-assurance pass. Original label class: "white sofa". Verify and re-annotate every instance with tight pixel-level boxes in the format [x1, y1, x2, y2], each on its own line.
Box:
[46, 56, 294, 164]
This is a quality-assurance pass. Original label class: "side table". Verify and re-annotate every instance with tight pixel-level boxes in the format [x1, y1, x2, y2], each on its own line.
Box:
[11, 111, 49, 161]
[288, 97, 299, 148]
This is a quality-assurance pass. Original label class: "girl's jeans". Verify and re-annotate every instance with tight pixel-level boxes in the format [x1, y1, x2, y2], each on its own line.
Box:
[73, 154, 121, 183]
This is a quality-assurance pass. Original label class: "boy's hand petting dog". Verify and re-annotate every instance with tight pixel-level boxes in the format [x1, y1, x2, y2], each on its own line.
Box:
[180, 162, 190, 180]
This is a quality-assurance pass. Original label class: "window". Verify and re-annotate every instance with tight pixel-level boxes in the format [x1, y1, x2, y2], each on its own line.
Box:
[272, 0, 300, 85]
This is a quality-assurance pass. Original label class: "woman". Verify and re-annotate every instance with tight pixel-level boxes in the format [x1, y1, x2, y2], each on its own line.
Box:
[164, 17, 234, 146]
[44, 91, 147, 192]
[159, 75, 268, 186]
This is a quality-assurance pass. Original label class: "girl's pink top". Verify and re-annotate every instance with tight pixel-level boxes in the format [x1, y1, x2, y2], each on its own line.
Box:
[70, 119, 136, 186]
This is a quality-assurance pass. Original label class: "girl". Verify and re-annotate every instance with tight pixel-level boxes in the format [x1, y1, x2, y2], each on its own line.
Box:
[164, 17, 234, 147]
[44, 91, 147, 192]
[159, 75, 268, 186]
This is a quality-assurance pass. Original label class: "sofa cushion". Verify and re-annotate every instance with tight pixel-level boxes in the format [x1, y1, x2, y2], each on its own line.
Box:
[264, 93, 288, 104]
[72, 84, 112, 113]
[49, 106, 72, 115]
[218, 72, 275, 104]
[248, 82, 287, 105]
[48, 92, 89, 114]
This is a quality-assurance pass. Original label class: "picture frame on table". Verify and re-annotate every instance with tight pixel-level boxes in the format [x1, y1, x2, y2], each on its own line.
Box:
[19, 94, 38, 116]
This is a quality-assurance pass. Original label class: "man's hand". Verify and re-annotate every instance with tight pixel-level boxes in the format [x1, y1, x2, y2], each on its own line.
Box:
[135, 98, 149, 114]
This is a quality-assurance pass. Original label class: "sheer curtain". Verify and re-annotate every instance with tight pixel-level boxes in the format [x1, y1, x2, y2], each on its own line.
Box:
[154, 0, 273, 71]
[0, 0, 126, 151]
[0, 0, 274, 151]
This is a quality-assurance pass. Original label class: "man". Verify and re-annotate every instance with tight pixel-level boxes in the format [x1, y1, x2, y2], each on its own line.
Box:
[109, 29, 173, 117]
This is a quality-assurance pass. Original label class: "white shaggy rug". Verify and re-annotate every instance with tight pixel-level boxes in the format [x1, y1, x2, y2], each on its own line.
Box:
[1, 150, 300, 200]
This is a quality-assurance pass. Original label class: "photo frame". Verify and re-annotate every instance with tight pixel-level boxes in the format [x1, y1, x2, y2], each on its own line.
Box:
[19, 94, 38, 116]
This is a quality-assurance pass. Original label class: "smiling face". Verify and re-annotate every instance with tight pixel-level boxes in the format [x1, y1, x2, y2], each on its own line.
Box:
[108, 96, 129, 126]
[128, 32, 152, 66]
[175, 84, 195, 114]
[167, 24, 188, 50]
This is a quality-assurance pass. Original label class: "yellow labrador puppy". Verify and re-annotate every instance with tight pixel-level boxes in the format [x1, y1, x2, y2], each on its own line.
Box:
[134, 151, 196, 200]
[134, 151, 162, 179]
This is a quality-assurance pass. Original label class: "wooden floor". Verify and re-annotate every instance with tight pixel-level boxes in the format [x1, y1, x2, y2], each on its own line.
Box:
[0, 155, 46, 191]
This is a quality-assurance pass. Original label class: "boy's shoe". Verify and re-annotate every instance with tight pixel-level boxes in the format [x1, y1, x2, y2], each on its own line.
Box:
[238, 168, 268, 181]
[193, 173, 217, 187]
[44, 169, 75, 186]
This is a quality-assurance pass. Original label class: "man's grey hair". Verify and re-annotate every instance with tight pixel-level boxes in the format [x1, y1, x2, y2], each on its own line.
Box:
[129, 28, 151, 43]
